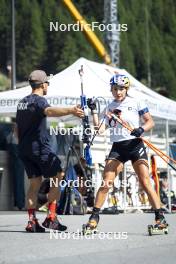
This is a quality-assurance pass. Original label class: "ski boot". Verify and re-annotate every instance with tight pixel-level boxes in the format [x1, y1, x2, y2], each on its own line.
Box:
[148, 215, 169, 236]
[82, 213, 99, 235]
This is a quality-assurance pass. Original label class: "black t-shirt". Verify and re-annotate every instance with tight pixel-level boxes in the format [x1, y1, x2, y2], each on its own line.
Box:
[16, 94, 50, 154]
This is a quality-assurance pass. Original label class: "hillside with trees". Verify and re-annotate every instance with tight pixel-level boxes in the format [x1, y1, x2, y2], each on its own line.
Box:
[0, 0, 176, 98]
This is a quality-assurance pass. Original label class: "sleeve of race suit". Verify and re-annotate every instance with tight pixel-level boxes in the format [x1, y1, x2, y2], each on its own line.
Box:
[137, 100, 149, 116]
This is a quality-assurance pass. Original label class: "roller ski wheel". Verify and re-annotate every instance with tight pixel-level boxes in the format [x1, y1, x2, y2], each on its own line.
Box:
[82, 224, 98, 235]
[148, 221, 169, 236]
[82, 215, 99, 235]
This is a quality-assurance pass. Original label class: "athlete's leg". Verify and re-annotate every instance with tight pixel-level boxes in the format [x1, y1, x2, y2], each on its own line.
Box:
[132, 160, 160, 209]
[94, 159, 123, 208]
[83, 159, 123, 232]
[133, 159, 168, 229]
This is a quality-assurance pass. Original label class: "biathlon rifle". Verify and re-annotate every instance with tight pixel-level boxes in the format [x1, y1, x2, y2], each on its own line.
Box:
[78, 65, 92, 166]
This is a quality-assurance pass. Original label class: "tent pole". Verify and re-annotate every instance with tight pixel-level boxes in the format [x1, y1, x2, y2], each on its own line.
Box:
[123, 163, 127, 213]
[166, 119, 172, 213]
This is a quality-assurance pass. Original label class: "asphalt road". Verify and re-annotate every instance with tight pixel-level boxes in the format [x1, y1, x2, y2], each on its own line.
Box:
[0, 211, 176, 264]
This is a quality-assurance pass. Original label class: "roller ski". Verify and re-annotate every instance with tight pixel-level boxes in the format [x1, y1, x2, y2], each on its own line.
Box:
[148, 215, 168, 236]
[82, 213, 99, 235]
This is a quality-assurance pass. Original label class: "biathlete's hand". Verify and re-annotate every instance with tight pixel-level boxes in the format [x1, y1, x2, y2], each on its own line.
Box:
[72, 105, 84, 118]
[87, 98, 97, 111]
[130, 127, 144, 137]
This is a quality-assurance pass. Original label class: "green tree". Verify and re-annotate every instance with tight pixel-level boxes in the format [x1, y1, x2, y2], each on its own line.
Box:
[0, 0, 11, 72]
[16, 0, 45, 79]
[0, 0, 176, 98]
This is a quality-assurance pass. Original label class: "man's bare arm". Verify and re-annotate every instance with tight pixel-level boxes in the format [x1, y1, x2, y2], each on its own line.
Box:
[44, 105, 84, 118]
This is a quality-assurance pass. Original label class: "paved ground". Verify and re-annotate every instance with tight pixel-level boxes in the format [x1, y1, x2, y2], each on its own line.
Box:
[0, 211, 176, 264]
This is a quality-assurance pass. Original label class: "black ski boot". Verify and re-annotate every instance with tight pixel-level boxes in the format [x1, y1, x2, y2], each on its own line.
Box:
[82, 213, 99, 235]
[148, 210, 168, 236]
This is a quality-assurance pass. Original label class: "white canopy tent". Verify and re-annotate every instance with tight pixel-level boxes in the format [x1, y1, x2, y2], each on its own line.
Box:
[0, 57, 176, 120]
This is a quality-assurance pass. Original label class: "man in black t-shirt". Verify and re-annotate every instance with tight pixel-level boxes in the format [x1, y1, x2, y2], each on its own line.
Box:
[16, 70, 84, 232]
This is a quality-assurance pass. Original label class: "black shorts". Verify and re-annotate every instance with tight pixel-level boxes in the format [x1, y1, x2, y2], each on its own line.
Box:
[107, 138, 148, 163]
[20, 152, 62, 179]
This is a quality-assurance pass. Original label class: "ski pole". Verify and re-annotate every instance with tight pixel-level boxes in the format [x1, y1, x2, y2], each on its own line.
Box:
[107, 113, 176, 171]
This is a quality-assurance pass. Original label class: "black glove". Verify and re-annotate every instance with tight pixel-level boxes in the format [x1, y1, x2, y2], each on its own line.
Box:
[87, 98, 96, 110]
[113, 109, 122, 117]
[87, 98, 98, 114]
[130, 127, 144, 137]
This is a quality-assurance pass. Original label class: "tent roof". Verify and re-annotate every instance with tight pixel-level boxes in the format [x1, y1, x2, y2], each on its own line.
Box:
[0, 57, 176, 120]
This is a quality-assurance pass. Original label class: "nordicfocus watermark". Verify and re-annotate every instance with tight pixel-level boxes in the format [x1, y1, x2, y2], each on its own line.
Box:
[50, 177, 114, 189]
[50, 230, 128, 240]
[49, 125, 130, 137]
[50, 176, 127, 189]
[50, 21, 128, 32]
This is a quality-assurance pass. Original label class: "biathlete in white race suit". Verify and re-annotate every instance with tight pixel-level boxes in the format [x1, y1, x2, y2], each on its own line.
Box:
[84, 74, 168, 234]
